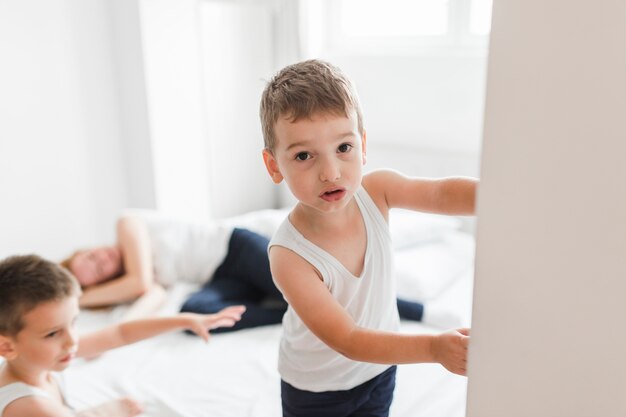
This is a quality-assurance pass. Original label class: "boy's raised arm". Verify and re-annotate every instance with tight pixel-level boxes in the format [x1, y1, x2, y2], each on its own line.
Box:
[364, 169, 477, 216]
[270, 247, 469, 375]
[76, 306, 245, 358]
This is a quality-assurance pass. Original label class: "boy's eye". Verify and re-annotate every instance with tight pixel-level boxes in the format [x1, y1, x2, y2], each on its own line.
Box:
[338, 143, 352, 153]
[45, 331, 58, 338]
[295, 152, 310, 161]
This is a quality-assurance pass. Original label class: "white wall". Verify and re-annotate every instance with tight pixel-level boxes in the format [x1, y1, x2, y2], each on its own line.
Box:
[109, 0, 156, 210]
[0, 0, 127, 259]
[467, 0, 626, 415]
[199, 1, 277, 218]
[0, 0, 485, 259]
[137, 0, 213, 220]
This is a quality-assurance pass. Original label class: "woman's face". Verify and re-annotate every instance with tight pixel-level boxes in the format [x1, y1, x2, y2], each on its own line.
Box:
[69, 246, 123, 286]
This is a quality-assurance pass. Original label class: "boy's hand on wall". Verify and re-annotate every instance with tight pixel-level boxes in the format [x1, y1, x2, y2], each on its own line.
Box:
[431, 328, 470, 376]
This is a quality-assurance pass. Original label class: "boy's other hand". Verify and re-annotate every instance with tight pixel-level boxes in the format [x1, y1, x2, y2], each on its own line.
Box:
[182, 305, 246, 342]
[431, 328, 470, 376]
[76, 396, 143, 417]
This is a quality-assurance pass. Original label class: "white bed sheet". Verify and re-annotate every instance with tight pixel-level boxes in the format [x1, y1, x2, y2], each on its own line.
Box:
[65, 233, 474, 417]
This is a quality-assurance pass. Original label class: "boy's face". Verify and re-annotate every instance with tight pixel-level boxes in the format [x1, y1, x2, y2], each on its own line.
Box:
[263, 109, 366, 214]
[3, 296, 80, 372]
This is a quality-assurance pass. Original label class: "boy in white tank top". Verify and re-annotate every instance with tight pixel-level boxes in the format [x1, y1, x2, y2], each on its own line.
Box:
[259, 59, 478, 416]
[0, 255, 244, 417]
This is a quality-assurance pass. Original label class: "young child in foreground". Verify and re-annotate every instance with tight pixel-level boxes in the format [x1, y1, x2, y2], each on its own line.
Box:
[0, 254, 245, 417]
[260, 59, 478, 416]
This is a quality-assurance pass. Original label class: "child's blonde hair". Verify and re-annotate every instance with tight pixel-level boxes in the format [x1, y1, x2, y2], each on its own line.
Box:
[259, 59, 364, 152]
[0, 254, 80, 336]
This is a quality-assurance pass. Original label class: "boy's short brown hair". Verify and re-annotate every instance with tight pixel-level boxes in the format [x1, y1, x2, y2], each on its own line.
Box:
[259, 59, 364, 152]
[0, 254, 80, 336]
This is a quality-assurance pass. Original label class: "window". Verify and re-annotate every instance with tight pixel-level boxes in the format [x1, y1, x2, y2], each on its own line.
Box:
[469, 0, 493, 35]
[340, 0, 449, 37]
[312, 0, 493, 55]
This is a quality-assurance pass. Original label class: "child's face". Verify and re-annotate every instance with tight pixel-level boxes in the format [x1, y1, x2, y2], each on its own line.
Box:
[264, 109, 366, 214]
[70, 246, 123, 286]
[8, 296, 80, 372]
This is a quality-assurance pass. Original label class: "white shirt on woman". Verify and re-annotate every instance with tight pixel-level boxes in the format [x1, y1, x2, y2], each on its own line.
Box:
[124, 210, 233, 287]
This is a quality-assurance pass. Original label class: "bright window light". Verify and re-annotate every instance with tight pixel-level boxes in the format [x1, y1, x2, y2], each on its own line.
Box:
[340, 0, 449, 37]
[470, 0, 493, 35]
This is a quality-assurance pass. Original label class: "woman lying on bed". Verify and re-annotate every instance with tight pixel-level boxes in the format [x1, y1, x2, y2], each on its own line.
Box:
[61, 210, 440, 332]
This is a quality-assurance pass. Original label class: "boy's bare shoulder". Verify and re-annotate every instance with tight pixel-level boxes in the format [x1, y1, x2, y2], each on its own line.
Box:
[362, 169, 404, 190]
[268, 244, 323, 290]
[363, 168, 399, 180]
[3, 394, 71, 417]
[269, 244, 313, 271]
[362, 169, 403, 217]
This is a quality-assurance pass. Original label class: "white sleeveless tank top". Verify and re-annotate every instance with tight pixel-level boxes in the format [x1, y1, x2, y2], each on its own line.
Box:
[0, 373, 67, 415]
[269, 186, 400, 392]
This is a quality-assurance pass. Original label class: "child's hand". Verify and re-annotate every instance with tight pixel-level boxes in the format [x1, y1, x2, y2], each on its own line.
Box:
[182, 305, 246, 342]
[76, 396, 143, 417]
[430, 328, 470, 376]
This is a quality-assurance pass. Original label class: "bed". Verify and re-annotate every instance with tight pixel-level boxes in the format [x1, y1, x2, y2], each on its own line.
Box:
[65, 208, 475, 417]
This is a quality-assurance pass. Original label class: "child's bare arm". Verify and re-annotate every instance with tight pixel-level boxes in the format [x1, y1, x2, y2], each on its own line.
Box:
[270, 247, 469, 375]
[75, 397, 142, 417]
[76, 305, 246, 358]
[363, 169, 477, 217]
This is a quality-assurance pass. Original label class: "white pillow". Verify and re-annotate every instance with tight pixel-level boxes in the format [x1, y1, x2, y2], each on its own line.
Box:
[220, 208, 290, 239]
[221, 208, 461, 249]
[394, 232, 474, 302]
[389, 209, 462, 250]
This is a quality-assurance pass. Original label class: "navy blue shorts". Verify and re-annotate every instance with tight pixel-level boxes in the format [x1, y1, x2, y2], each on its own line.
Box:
[180, 228, 286, 332]
[281, 366, 397, 417]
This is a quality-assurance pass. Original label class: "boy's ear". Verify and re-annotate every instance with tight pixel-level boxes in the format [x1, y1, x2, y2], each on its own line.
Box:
[361, 129, 367, 165]
[262, 149, 284, 184]
[0, 335, 17, 360]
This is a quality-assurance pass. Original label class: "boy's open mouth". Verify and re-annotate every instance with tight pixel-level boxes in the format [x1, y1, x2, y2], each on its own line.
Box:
[320, 188, 346, 201]
[60, 353, 75, 363]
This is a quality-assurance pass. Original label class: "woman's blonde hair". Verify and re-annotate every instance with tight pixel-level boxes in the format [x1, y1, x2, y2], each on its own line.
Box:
[59, 251, 79, 272]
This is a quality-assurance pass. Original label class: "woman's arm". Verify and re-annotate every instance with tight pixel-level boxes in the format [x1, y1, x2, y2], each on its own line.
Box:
[120, 284, 167, 321]
[79, 215, 155, 308]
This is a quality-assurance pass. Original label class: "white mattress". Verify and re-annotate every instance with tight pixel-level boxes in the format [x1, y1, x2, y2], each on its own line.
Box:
[64, 229, 475, 417]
